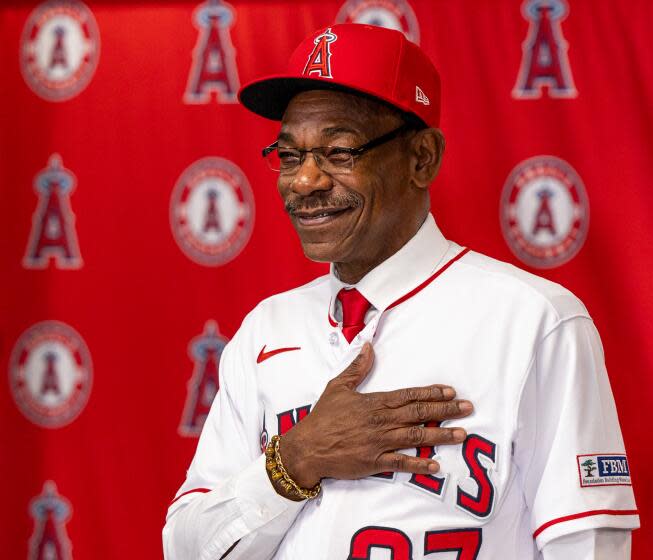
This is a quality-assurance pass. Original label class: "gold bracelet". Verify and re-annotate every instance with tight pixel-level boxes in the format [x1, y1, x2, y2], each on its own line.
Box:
[265, 435, 321, 500]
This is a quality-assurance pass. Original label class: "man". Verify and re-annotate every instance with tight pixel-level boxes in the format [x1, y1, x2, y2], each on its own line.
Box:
[163, 24, 638, 559]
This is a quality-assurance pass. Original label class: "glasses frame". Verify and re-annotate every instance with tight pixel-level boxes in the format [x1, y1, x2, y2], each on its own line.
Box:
[261, 122, 414, 174]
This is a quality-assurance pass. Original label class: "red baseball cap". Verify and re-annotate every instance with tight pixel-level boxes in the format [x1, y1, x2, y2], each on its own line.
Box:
[238, 23, 441, 128]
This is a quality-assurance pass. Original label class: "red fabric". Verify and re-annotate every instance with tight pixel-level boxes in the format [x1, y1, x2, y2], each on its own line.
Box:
[1, 1, 651, 558]
[168, 487, 211, 506]
[337, 288, 371, 343]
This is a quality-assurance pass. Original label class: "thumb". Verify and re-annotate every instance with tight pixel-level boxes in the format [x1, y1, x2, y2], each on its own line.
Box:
[338, 343, 375, 390]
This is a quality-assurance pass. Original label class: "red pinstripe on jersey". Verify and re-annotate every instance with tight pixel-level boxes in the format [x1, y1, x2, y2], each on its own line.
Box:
[328, 248, 470, 327]
[387, 248, 470, 311]
[533, 509, 639, 539]
[328, 299, 338, 327]
[170, 487, 211, 506]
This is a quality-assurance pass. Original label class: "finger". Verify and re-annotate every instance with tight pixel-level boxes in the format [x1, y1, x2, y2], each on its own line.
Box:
[336, 343, 375, 390]
[390, 399, 473, 425]
[374, 384, 457, 409]
[375, 452, 441, 475]
[383, 426, 467, 449]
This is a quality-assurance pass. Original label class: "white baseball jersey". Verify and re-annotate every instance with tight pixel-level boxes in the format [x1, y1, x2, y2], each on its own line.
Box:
[163, 214, 639, 559]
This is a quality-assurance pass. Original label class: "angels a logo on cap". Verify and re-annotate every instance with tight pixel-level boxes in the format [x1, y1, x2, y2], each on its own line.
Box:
[28, 481, 73, 560]
[336, 0, 420, 44]
[513, 0, 577, 99]
[500, 155, 589, 269]
[20, 0, 100, 102]
[303, 28, 338, 79]
[170, 156, 255, 267]
[10, 321, 93, 428]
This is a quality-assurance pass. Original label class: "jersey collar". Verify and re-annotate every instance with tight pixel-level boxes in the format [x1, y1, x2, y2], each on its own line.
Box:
[329, 213, 451, 316]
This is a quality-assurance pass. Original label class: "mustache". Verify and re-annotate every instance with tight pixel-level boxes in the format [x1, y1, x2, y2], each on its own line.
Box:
[284, 192, 363, 215]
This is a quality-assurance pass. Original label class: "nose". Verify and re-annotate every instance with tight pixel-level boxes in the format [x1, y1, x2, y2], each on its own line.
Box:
[288, 153, 332, 196]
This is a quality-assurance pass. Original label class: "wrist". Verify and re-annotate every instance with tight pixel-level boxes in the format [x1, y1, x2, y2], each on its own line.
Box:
[278, 433, 320, 488]
[265, 436, 321, 501]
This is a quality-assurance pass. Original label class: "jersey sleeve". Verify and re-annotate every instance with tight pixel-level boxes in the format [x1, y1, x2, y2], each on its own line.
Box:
[541, 528, 632, 559]
[514, 315, 639, 550]
[162, 318, 305, 560]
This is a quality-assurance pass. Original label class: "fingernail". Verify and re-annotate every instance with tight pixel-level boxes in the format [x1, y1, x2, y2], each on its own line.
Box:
[442, 387, 455, 399]
[452, 428, 467, 441]
[458, 400, 473, 413]
[428, 461, 439, 473]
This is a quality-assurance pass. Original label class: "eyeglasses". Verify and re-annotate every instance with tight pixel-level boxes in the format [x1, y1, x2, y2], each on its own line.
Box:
[262, 123, 413, 175]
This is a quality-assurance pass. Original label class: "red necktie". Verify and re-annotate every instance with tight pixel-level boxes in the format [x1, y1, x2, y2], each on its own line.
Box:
[337, 288, 371, 343]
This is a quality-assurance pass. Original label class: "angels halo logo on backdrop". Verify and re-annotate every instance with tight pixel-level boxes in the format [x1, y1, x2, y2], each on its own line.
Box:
[20, 0, 100, 102]
[9, 321, 93, 428]
[513, 0, 577, 99]
[28, 481, 73, 560]
[500, 155, 589, 269]
[178, 320, 229, 437]
[23, 153, 83, 270]
[336, 0, 420, 44]
[170, 157, 255, 266]
[185, 0, 240, 104]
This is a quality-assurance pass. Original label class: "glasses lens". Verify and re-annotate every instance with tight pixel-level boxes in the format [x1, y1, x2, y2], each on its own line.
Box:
[263, 146, 355, 174]
[264, 148, 281, 171]
[277, 148, 302, 172]
[265, 148, 304, 173]
[321, 147, 354, 174]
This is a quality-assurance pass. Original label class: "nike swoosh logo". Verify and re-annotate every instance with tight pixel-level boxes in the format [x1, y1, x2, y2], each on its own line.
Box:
[257, 345, 301, 364]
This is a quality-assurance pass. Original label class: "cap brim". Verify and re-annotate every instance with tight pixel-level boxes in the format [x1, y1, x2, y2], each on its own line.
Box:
[238, 75, 426, 127]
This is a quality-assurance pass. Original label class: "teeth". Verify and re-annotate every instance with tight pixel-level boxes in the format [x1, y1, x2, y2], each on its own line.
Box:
[297, 208, 347, 220]
[305, 211, 334, 218]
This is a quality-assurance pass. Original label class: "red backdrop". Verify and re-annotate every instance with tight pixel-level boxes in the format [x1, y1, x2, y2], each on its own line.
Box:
[1, 0, 651, 557]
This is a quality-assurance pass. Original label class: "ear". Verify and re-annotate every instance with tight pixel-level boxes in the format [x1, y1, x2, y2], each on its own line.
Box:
[409, 128, 446, 190]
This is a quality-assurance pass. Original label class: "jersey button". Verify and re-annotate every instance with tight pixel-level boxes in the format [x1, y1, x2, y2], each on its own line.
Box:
[329, 332, 338, 346]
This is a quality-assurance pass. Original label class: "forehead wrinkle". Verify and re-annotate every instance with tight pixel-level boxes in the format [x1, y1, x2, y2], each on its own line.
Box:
[277, 131, 294, 143]
[322, 125, 362, 140]
[278, 122, 365, 147]
[282, 90, 393, 139]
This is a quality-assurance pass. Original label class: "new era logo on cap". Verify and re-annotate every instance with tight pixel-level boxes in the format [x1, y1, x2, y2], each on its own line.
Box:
[415, 85, 430, 105]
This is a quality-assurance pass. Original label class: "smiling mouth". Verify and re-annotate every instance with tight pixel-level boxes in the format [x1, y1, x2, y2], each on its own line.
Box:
[293, 207, 352, 226]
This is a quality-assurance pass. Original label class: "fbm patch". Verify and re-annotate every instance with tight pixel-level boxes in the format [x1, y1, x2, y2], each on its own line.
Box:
[577, 454, 631, 488]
